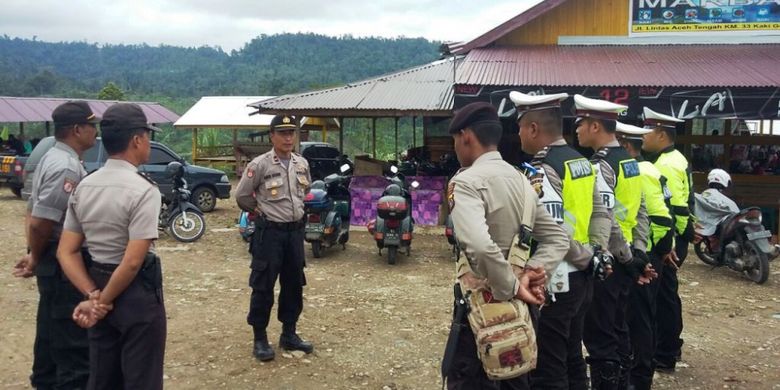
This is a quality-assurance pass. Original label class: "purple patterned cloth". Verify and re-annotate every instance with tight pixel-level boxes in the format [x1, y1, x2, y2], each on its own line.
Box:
[348, 176, 447, 226]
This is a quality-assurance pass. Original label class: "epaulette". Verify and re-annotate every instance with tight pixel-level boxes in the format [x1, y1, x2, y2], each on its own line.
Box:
[590, 147, 609, 163]
[137, 172, 157, 186]
[531, 146, 549, 168]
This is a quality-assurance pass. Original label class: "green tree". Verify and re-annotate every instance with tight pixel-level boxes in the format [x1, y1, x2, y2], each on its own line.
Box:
[98, 81, 125, 100]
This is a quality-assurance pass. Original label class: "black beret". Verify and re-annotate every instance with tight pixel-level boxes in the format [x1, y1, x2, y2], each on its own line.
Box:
[448, 102, 500, 134]
[52, 101, 100, 127]
[270, 115, 297, 132]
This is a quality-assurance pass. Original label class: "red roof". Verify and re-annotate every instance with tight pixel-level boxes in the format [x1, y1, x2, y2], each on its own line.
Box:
[455, 45, 780, 88]
[0, 97, 180, 124]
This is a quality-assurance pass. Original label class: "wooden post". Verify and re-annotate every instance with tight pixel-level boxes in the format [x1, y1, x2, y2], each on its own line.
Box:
[338, 117, 344, 153]
[394, 117, 399, 160]
[322, 121, 328, 142]
[192, 128, 199, 162]
[19, 122, 24, 136]
[412, 116, 417, 148]
[372, 118, 377, 158]
[45, 122, 50, 136]
[232, 128, 238, 143]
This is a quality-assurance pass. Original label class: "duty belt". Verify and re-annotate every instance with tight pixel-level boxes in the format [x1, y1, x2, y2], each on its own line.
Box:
[265, 218, 305, 231]
[90, 262, 118, 275]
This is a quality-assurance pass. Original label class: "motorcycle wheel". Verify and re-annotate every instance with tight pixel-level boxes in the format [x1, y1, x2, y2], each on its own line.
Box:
[312, 241, 323, 258]
[744, 241, 770, 284]
[694, 241, 720, 266]
[169, 211, 206, 242]
[387, 246, 397, 265]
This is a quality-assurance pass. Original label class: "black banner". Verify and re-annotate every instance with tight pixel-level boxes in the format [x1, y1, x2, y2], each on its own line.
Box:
[454, 85, 780, 120]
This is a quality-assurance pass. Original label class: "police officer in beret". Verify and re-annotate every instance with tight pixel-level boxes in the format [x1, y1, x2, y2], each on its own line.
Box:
[58, 103, 166, 389]
[235, 115, 313, 362]
[442, 102, 569, 390]
[13, 101, 98, 389]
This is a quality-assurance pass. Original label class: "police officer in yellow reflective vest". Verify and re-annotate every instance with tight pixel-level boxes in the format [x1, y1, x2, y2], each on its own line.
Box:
[640, 107, 691, 372]
[616, 121, 674, 390]
[574, 95, 655, 390]
[510, 91, 612, 390]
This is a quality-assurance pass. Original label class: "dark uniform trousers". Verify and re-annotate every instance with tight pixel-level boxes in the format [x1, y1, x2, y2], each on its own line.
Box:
[446, 307, 532, 390]
[583, 265, 632, 389]
[31, 245, 89, 390]
[87, 264, 166, 390]
[530, 271, 590, 390]
[627, 253, 664, 390]
[247, 224, 306, 330]
[655, 235, 688, 365]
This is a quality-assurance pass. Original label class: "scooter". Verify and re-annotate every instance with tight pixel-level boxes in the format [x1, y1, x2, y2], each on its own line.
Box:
[368, 166, 419, 265]
[160, 161, 206, 242]
[694, 206, 779, 284]
[303, 164, 353, 258]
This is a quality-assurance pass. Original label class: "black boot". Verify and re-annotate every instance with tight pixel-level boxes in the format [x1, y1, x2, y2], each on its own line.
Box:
[589, 361, 620, 390]
[252, 328, 274, 361]
[619, 364, 630, 390]
[280, 323, 314, 354]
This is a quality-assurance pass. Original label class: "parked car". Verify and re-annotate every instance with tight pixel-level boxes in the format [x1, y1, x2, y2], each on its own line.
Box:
[300, 141, 352, 181]
[22, 137, 231, 212]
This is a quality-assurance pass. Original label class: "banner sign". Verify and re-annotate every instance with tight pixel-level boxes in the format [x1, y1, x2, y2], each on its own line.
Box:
[629, 0, 780, 35]
[454, 85, 780, 120]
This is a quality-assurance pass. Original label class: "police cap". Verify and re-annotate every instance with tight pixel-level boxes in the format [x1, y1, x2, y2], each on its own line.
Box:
[573, 94, 627, 122]
[270, 115, 297, 132]
[100, 103, 162, 133]
[52, 101, 101, 127]
[509, 91, 569, 119]
[448, 102, 501, 134]
[643, 107, 683, 129]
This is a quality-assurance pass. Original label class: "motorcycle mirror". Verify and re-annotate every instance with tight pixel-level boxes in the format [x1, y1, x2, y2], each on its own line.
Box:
[390, 165, 399, 174]
[340, 163, 350, 173]
[411, 181, 420, 189]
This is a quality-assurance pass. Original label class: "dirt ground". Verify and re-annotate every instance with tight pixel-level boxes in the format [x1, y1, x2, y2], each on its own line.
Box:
[0, 189, 779, 389]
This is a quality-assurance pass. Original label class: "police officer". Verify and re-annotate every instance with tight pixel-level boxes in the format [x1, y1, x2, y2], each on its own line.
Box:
[616, 121, 675, 390]
[640, 107, 690, 372]
[574, 95, 654, 390]
[510, 91, 612, 390]
[443, 102, 570, 389]
[236, 115, 313, 362]
[57, 103, 166, 390]
[12, 101, 98, 389]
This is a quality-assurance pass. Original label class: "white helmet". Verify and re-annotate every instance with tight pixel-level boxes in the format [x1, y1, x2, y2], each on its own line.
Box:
[707, 168, 731, 188]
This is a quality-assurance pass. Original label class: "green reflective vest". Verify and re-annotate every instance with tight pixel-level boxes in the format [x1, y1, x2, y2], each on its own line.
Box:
[638, 160, 673, 251]
[539, 145, 595, 244]
[654, 147, 692, 235]
[595, 147, 642, 242]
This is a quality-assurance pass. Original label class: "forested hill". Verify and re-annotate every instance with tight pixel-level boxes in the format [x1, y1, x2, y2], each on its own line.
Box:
[0, 33, 442, 99]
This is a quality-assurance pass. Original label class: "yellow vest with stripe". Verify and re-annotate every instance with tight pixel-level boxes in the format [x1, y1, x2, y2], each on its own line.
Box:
[536, 145, 595, 244]
[654, 147, 692, 235]
[595, 147, 642, 242]
[638, 160, 673, 251]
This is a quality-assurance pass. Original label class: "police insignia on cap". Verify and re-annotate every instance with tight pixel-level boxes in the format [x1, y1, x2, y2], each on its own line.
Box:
[283, 116, 291, 124]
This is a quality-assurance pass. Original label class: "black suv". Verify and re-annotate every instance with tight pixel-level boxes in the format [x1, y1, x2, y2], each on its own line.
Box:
[22, 137, 231, 212]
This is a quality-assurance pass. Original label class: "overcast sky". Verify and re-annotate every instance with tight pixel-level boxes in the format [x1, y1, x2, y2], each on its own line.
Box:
[0, 0, 544, 51]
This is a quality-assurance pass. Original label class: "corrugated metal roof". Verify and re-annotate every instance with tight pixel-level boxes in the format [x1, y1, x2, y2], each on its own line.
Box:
[249, 58, 460, 117]
[455, 45, 780, 88]
[174, 96, 275, 128]
[0, 96, 180, 124]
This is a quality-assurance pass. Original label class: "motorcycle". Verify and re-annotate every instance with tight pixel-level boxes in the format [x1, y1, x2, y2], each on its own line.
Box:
[367, 166, 419, 265]
[160, 161, 206, 242]
[694, 206, 779, 284]
[303, 163, 353, 258]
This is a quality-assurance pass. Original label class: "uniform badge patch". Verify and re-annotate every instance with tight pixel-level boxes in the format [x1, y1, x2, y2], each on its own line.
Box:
[63, 178, 76, 193]
[447, 182, 456, 211]
[246, 168, 254, 178]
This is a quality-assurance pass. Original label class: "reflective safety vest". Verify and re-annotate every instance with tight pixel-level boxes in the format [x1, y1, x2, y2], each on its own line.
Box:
[638, 160, 673, 251]
[536, 145, 595, 245]
[654, 148, 692, 236]
[593, 147, 642, 242]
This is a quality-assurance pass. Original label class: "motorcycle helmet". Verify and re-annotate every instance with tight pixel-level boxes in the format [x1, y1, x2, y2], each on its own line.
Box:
[385, 183, 403, 196]
[707, 168, 731, 189]
[165, 161, 184, 179]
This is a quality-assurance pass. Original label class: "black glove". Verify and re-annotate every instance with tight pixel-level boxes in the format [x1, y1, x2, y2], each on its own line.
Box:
[588, 245, 613, 281]
[651, 229, 674, 258]
[625, 247, 649, 281]
[681, 220, 696, 242]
